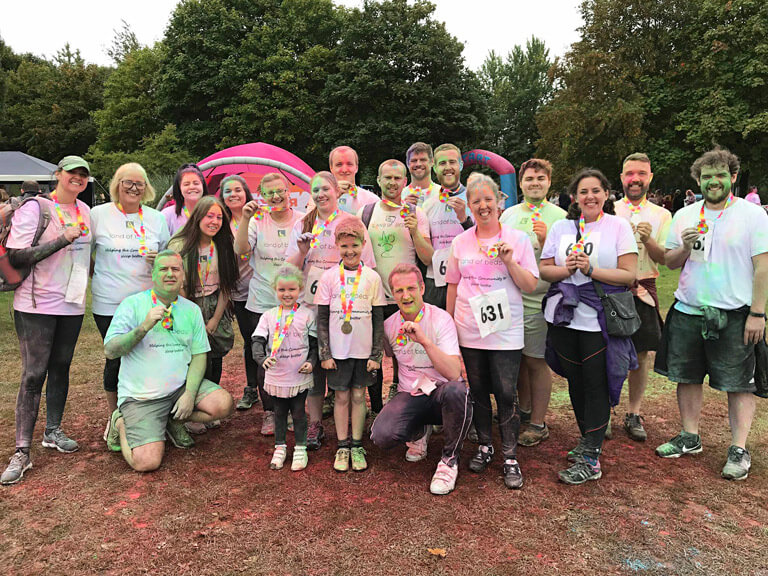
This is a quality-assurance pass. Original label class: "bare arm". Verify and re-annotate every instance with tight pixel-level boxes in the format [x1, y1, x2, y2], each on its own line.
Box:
[745, 252, 768, 344]
[588, 253, 637, 287]
[424, 342, 461, 381]
[185, 353, 207, 398]
[446, 283, 457, 317]
[104, 305, 166, 359]
[539, 256, 573, 283]
[665, 227, 699, 270]
[643, 236, 666, 265]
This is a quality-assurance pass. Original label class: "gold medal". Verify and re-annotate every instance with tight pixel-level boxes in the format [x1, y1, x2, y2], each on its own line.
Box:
[341, 321, 353, 334]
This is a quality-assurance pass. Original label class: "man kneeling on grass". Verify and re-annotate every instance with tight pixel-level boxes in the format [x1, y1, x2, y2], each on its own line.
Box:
[103, 250, 233, 471]
[370, 264, 473, 495]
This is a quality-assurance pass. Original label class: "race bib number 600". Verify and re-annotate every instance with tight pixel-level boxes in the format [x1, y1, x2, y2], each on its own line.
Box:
[469, 289, 511, 339]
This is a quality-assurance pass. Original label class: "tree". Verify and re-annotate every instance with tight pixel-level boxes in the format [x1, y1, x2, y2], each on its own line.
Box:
[479, 37, 553, 169]
[106, 20, 141, 65]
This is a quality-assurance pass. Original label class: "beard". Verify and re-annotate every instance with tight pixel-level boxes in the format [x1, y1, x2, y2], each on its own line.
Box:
[702, 183, 730, 204]
[623, 181, 649, 201]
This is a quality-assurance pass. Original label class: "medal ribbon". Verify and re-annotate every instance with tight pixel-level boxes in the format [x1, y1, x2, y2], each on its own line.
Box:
[183, 206, 190, 219]
[339, 261, 363, 326]
[117, 203, 147, 256]
[151, 290, 176, 330]
[395, 307, 425, 346]
[572, 212, 603, 253]
[698, 194, 733, 234]
[198, 241, 214, 289]
[51, 192, 88, 235]
[476, 230, 502, 259]
[270, 304, 299, 357]
[231, 218, 250, 261]
[526, 199, 546, 222]
[622, 197, 646, 216]
[310, 210, 339, 248]
[382, 199, 412, 218]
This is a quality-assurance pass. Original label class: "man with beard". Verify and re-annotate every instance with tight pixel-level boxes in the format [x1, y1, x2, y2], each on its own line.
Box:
[614, 153, 671, 441]
[401, 142, 440, 208]
[413, 143, 473, 309]
[655, 148, 768, 481]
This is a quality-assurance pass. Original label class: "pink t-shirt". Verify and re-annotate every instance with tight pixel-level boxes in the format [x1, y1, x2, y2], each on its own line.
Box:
[337, 187, 380, 215]
[245, 210, 305, 313]
[6, 197, 91, 315]
[358, 203, 431, 302]
[285, 211, 376, 305]
[162, 205, 188, 237]
[315, 264, 386, 360]
[383, 304, 461, 394]
[230, 219, 253, 302]
[254, 305, 316, 397]
[445, 225, 539, 350]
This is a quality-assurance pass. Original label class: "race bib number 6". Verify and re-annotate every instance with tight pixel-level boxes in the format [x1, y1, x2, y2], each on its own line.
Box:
[469, 289, 511, 339]
[689, 227, 711, 263]
[431, 247, 450, 288]
[305, 266, 325, 304]
[559, 233, 601, 268]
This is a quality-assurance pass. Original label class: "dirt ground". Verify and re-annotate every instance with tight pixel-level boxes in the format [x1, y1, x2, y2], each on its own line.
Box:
[2, 338, 767, 576]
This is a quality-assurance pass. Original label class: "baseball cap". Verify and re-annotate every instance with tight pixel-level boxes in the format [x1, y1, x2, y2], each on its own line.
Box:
[58, 155, 90, 174]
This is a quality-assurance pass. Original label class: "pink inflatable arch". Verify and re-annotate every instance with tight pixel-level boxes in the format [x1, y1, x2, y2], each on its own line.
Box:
[462, 149, 518, 207]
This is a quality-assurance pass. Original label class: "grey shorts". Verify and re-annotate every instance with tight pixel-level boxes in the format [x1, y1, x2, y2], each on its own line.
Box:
[120, 379, 221, 448]
[522, 312, 547, 359]
[656, 308, 756, 393]
[326, 358, 376, 391]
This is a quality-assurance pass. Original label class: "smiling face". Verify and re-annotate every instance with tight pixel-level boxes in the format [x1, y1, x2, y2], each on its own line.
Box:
[698, 164, 736, 204]
[261, 177, 290, 209]
[575, 176, 609, 219]
[152, 254, 184, 298]
[408, 151, 433, 183]
[118, 169, 146, 210]
[377, 164, 407, 202]
[337, 234, 364, 269]
[221, 180, 247, 211]
[390, 272, 425, 316]
[621, 160, 653, 202]
[467, 182, 499, 226]
[199, 203, 223, 238]
[180, 172, 204, 206]
[310, 175, 339, 213]
[434, 149, 461, 189]
[275, 278, 301, 308]
[330, 149, 358, 187]
[520, 168, 551, 203]
[57, 168, 89, 196]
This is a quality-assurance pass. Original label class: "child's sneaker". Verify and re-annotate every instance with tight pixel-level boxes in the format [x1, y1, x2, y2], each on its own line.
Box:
[291, 446, 308, 471]
[334, 448, 350, 472]
[351, 446, 368, 471]
[270, 445, 287, 470]
[260, 411, 275, 436]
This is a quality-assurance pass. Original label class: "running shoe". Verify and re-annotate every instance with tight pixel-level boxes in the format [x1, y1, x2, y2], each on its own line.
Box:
[655, 432, 702, 458]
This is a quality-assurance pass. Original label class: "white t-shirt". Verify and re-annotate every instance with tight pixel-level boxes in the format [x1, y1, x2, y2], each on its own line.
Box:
[500, 200, 567, 314]
[6, 197, 91, 315]
[383, 304, 461, 394]
[337, 187, 380, 215]
[667, 198, 768, 314]
[161, 205, 188, 236]
[614, 198, 671, 306]
[105, 290, 211, 406]
[358, 202, 431, 302]
[254, 305, 316, 397]
[401, 181, 440, 208]
[315, 264, 386, 359]
[243, 210, 305, 312]
[445, 225, 539, 349]
[285, 211, 376, 305]
[91, 203, 171, 315]
[542, 214, 638, 331]
[421, 184, 467, 278]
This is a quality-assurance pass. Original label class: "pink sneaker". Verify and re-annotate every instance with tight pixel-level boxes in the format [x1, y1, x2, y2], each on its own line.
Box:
[405, 426, 432, 462]
[430, 460, 458, 495]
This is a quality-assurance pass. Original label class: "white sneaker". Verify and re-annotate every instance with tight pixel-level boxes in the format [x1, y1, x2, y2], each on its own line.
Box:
[291, 446, 308, 471]
[406, 426, 432, 462]
[270, 445, 287, 470]
[430, 460, 458, 495]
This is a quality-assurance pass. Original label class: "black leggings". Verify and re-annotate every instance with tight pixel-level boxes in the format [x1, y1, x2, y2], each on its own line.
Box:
[232, 302, 273, 411]
[13, 311, 84, 448]
[93, 314, 120, 392]
[461, 347, 522, 460]
[274, 390, 308, 446]
[548, 325, 610, 452]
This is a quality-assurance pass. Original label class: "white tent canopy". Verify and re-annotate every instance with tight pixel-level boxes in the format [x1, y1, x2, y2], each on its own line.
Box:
[0, 151, 58, 182]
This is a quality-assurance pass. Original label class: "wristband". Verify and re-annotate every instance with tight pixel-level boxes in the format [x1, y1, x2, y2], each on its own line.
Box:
[748, 311, 766, 319]
[585, 264, 594, 277]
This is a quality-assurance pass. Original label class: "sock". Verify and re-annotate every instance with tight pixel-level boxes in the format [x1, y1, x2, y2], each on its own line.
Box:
[351, 439, 363, 448]
[338, 439, 350, 449]
[17, 447, 30, 455]
[529, 423, 546, 431]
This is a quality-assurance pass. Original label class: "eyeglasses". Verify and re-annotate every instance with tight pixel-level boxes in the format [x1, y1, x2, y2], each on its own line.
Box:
[262, 188, 288, 198]
[121, 180, 146, 191]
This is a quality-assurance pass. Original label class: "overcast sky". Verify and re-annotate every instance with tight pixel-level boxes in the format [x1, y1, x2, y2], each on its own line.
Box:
[1, 0, 583, 70]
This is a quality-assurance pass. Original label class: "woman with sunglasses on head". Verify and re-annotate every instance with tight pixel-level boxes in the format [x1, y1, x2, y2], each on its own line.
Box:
[162, 163, 211, 236]
[1, 156, 92, 485]
[91, 163, 171, 444]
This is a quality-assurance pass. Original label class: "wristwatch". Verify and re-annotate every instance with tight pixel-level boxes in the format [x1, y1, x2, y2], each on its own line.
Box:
[749, 311, 766, 318]
[585, 264, 594, 277]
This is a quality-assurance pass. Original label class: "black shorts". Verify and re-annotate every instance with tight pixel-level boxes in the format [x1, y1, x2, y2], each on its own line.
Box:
[655, 307, 756, 393]
[326, 358, 376, 391]
[631, 297, 663, 353]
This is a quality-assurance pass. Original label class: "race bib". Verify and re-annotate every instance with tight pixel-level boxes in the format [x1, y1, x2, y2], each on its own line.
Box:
[689, 227, 712, 263]
[431, 247, 450, 287]
[305, 266, 325, 304]
[559, 232, 600, 268]
[469, 289, 511, 339]
[64, 262, 88, 304]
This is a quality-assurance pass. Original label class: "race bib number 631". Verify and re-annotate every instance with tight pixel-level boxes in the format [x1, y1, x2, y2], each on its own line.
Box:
[469, 289, 511, 339]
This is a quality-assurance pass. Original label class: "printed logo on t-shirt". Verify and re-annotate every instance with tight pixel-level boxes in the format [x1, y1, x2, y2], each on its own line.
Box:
[125, 221, 134, 229]
[278, 229, 286, 237]
[385, 215, 396, 224]
[377, 232, 396, 257]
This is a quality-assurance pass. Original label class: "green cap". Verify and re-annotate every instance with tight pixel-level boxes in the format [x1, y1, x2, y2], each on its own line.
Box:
[58, 155, 90, 174]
